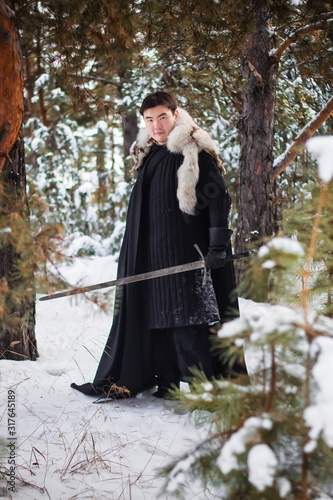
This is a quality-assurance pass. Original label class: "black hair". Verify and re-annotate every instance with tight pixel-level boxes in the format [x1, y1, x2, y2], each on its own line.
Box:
[140, 91, 178, 116]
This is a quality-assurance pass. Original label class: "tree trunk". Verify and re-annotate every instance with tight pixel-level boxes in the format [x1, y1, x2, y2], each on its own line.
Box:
[0, 2, 23, 172]
[236, 4, 278, 253]
[95, 126, 108, 221]
[0, 135, 37, 360]
[122, 111, 138, 182]
[0, 1, 37, 360]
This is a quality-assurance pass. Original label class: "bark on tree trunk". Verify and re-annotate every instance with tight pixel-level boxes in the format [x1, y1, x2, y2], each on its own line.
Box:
[0, 135, 37, 360]
[122, 111, 138, 182]
[0, 2, 37, 360]
[0, 2, 23, 172]
[236, 4, 278, 254]
[95, 126, 107, 220]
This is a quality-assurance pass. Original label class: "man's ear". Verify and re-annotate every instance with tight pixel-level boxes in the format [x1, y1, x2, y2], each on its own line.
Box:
[174, 109, 179, 119]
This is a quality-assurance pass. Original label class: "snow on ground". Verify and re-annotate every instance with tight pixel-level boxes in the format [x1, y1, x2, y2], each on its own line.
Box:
[0, 256, 224, 500]
[4, 254, 331, 499]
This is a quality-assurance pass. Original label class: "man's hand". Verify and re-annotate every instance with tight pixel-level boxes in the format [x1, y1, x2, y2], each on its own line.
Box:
[205, 249, 227, 269]
[205, 227, 233, 270]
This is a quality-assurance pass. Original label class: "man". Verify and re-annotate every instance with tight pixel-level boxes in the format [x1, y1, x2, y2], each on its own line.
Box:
[71, 92, 246, 399]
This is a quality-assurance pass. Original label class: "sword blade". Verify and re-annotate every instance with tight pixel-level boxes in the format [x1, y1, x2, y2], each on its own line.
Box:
[39, 260, 205, 302]
[38, 251, 249, 302]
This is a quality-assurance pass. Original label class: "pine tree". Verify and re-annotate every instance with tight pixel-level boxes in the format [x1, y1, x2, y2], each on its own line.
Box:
[1, 0, 141, 358]
[0, 2, 37, 360]
[138, 0, 333, 253]
[160, 143, 333, 500]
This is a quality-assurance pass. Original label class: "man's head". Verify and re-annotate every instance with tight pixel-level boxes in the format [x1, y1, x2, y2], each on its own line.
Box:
[140, 92, 179, 145]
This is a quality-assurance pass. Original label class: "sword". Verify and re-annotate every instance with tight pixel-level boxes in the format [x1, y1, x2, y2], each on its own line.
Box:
[39, 245, 249, 302]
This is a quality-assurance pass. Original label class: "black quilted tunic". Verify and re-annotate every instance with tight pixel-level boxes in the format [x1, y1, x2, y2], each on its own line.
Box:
[136, 143, 233, 329]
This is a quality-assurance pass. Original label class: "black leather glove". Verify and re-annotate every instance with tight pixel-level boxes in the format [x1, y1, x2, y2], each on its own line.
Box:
[205, 227, 233, 269]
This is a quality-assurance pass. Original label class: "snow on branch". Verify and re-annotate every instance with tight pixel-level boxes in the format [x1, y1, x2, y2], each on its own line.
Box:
[273, 14, 333, 60]
[272, 96, 333, 181]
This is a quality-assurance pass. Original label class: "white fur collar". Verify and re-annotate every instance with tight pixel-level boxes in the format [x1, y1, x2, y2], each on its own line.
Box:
[130, 108, 224, 215]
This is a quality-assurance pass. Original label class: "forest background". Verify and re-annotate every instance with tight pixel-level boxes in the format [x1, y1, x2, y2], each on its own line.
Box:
[1, 0, 333, 498]
[1, 0, 332, 360]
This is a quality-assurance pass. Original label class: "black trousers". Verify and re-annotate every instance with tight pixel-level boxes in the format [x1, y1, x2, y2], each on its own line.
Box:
[151, 324, 217, 389]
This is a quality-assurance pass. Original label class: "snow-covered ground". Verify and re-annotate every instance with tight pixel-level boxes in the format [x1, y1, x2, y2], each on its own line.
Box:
[0, 256, 227, 499]
[2, 251, 332, 499]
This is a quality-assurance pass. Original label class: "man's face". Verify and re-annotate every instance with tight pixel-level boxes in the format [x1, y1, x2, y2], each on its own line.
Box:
[143, 105, 179, 145]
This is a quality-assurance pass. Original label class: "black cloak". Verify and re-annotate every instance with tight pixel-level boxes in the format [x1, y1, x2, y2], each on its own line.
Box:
[71, 147, 240, 398]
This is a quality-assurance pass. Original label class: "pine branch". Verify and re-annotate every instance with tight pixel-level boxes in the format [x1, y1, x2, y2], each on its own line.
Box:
[272, 96, 333, 181]
[274, 10, 333, 34]
[302, 183, 329, 315]
[301, 450, 309, 500]
[265, 344, 276, 413]
[68, 73, 122, 90]
[280, 54, 333, 73]
[273, 15, 333, 61]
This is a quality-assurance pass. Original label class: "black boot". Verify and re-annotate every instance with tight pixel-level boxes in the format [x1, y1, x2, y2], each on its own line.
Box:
[153, 376, 179, 399]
